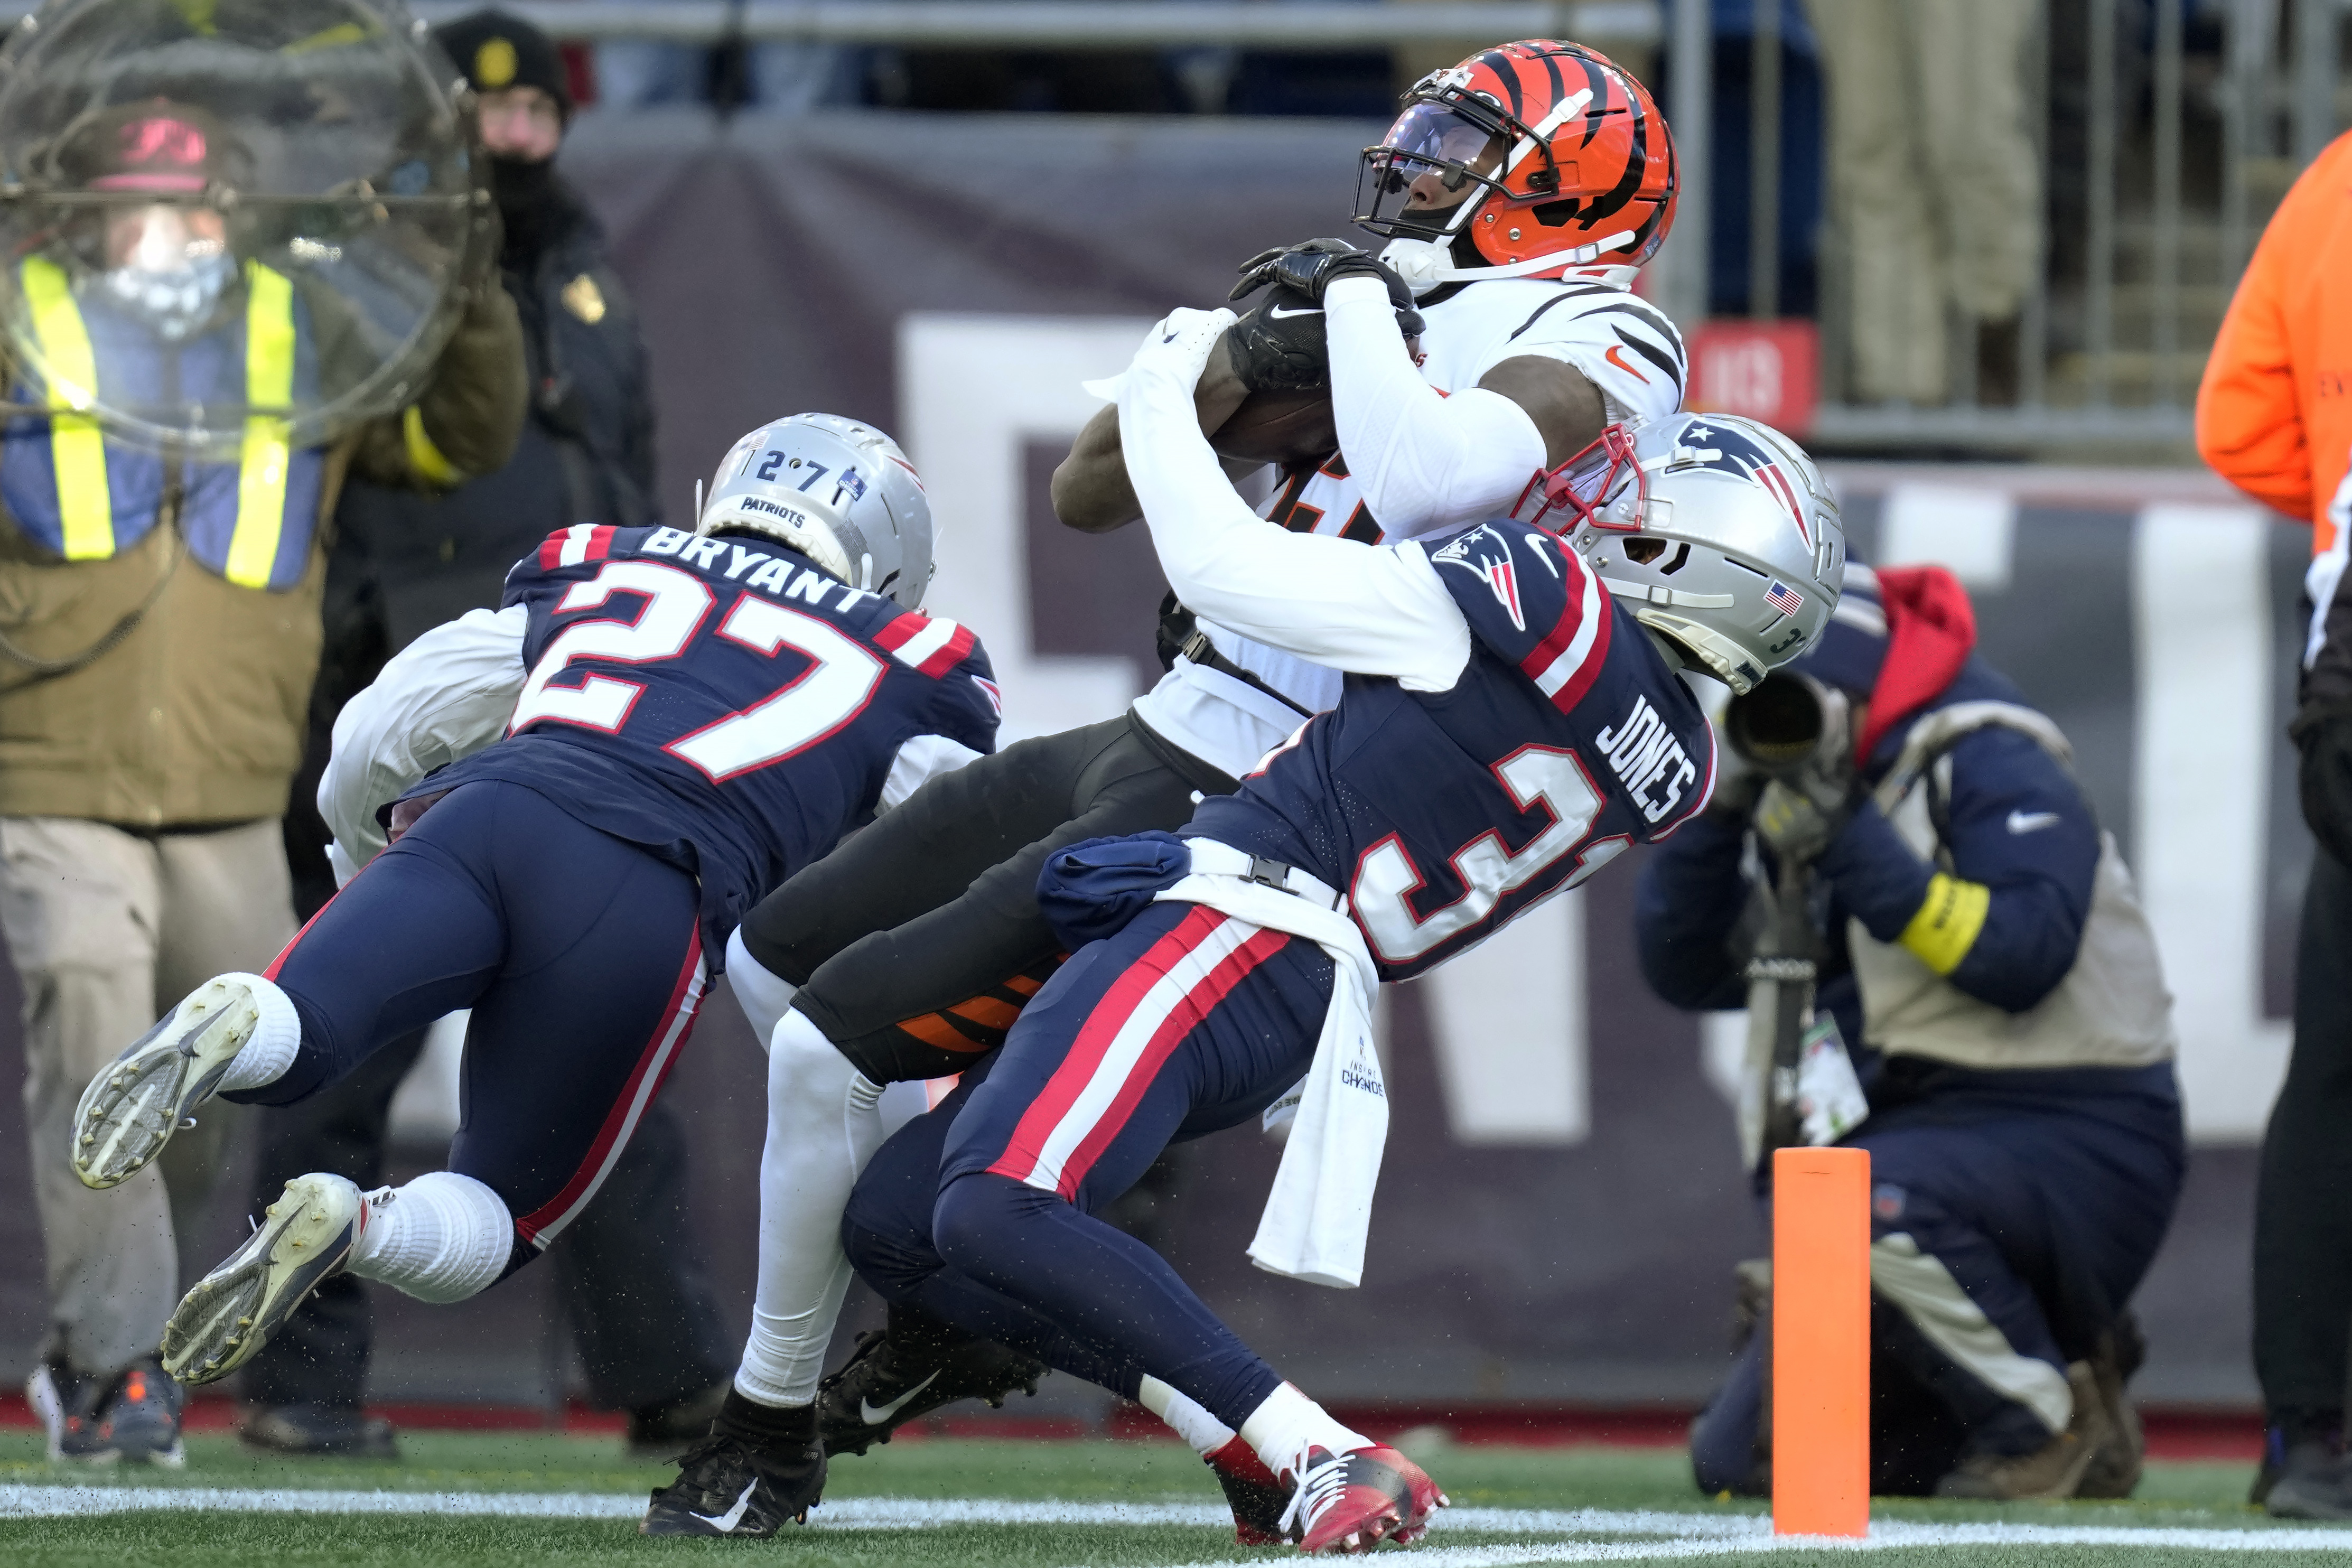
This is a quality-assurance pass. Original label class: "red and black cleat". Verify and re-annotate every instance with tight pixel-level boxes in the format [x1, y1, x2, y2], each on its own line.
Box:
[1281, 1443, 1448, 1555]
[1207, 1435, 1292, 1545]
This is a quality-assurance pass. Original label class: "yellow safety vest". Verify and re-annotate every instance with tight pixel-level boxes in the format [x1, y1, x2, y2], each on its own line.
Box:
[15, 255, 300, 589]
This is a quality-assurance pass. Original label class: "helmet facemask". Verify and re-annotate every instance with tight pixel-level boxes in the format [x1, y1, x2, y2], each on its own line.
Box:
[1511, 423, 1646, 536]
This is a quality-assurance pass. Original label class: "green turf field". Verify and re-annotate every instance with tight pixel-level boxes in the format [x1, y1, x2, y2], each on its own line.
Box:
[3, 1430, 2347, 1566]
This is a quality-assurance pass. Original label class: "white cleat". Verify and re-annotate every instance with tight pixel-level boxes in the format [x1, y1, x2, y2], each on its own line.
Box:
[71, 974, 293, 1191]
[162, 1173, 363, 1387]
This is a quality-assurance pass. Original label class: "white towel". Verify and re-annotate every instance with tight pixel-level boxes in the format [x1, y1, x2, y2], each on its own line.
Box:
[1152, 844, 1386, 1289]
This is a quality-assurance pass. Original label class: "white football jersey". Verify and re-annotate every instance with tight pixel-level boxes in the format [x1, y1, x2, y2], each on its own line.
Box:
[1131, 276, 1688, 780]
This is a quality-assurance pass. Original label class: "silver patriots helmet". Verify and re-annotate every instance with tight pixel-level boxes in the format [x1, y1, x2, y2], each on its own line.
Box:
[1511, 413, 1844, 694]
[698, 413, 935, 609]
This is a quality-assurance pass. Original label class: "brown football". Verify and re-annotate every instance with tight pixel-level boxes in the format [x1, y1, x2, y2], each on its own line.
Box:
[1210, 387, 1337, 469]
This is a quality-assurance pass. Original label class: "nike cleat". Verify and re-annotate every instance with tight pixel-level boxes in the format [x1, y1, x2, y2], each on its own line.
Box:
[816, 1317, 1047, 1457]
[1207, 1434, 1293, 1545]
[72, 974, 295, 1190]
[1281, 1443, 1448, 1555]
[641, 1433, 825, 1537]
[162, 1173, 363, 1386]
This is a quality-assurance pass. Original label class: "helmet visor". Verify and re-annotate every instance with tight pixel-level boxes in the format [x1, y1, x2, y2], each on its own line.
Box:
[1354, 103, 1506, 240]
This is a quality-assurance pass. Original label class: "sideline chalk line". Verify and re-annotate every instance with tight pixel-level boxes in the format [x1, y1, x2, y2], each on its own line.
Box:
[5, 1485, 2350, 1556]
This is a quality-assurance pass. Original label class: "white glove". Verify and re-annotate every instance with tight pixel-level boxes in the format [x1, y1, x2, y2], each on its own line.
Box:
[1123, 306, 1236, 400]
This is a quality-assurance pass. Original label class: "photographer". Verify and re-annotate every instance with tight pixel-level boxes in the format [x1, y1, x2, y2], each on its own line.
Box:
[1635, 563, 2183, 1500]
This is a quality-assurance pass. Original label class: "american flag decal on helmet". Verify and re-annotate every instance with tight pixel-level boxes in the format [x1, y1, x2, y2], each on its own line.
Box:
[1765, 581, 1805, 618]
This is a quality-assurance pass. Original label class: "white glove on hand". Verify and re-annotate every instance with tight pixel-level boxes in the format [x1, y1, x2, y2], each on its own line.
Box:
[1124, 306, 1236, 397]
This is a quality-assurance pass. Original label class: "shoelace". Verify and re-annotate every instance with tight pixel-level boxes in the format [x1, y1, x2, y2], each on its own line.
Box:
[1276, 1449, 1355, 1537]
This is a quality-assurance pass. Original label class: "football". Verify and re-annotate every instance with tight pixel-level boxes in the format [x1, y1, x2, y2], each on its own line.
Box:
[1210, 386, 1337, 468]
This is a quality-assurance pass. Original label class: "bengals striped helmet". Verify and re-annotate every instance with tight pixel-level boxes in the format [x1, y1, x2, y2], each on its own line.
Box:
[1356, 40, 1677, 294]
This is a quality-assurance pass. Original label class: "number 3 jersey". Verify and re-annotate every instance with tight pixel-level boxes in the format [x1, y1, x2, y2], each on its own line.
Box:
[1182, 520, 1716, 982]
[402, 524, 1001, 951]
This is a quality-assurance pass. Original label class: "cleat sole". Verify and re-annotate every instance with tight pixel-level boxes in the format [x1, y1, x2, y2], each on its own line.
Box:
[163, 1174, 357, 1386]
[71, 981, 265, 1191]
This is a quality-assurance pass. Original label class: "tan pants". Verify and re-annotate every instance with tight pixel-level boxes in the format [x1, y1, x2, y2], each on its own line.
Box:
[1, 816, 296, 1376]
[1806, 0, 2042, 403]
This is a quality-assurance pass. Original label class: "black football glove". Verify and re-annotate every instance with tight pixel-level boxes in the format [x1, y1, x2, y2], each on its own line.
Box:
[1225, 240, 1424, 395]
[2291, 703, 2352, 867]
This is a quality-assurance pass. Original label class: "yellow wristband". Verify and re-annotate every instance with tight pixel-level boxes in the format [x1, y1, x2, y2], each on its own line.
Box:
[1898, 872, 1990, 976]
[403, 405, 462, 488]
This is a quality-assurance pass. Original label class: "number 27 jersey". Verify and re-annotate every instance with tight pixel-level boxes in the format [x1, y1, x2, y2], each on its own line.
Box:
[415, 524, 1001, 950]
[1184, 521, 1716, 982]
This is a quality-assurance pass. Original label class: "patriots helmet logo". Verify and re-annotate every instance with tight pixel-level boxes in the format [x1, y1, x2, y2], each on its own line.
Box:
[1668, 424, 1814, 547]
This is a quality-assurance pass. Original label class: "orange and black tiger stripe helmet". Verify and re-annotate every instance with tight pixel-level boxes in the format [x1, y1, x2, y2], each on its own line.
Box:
[1356, 40, 1677, 283]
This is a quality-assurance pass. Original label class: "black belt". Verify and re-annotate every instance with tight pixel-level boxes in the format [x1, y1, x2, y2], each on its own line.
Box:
[1177, 628, 1315, 719]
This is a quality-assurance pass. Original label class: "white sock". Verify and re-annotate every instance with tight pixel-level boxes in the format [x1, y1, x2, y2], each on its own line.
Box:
[212, 973, 303, 1092]
[347, 1170, 512, 1304]
[1239, 1383, 1370, 1483]
[1141, 1374, 1238, 1458]
[725, 928, 799, 1051]
[734, 1010, 886, 1407]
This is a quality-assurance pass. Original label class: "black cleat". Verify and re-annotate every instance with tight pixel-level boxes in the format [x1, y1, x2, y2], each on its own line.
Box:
[641, 1432, 825, 1537]
[816, 1309, 1047, 1458]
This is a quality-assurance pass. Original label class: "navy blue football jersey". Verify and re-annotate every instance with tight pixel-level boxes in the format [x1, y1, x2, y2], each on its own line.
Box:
[414, 523, 1000, 954]
[1185, 521, 1716, 981]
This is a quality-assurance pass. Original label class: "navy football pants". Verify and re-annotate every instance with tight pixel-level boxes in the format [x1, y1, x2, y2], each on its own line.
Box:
[227, 781, 708, 1258]
[843, 899, 1334, 1429]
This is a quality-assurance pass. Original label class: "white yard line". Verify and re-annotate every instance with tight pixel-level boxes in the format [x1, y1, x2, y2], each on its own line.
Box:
[5, 1483, 2351, 1560]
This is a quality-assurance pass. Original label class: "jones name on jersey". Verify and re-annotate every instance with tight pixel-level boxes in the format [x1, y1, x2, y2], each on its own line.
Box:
[1185, 520, 1715, 981]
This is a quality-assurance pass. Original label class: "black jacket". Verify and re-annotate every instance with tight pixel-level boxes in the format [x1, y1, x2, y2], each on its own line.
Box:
[331, 173, 658, 656]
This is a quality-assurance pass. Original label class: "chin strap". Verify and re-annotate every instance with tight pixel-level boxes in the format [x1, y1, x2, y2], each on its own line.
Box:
[1379, 234, 1640, 297]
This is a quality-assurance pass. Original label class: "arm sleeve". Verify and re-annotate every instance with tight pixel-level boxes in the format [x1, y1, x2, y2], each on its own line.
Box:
[1323, 275, 1548, 536]
[2196, 166, 2311, 522]
[1821, 729, 2101, 1013]
[1634, 813, 1755, 1011]
[318, 605, 530, 870]
[1117, 309, 1471, 691]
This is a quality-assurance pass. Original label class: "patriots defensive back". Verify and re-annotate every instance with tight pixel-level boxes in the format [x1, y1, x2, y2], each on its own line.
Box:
[60, 414, 993, 1406]
[835, 310, 1842, 1555]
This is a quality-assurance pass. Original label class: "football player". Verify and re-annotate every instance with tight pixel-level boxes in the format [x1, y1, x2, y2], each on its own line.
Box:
[62, 415, 994, 1533]
[830, 311, 1842, 1553]
[674, 41, 1690, 1539]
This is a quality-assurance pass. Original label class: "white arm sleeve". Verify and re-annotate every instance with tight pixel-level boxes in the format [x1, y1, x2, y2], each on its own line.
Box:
[1116, 309, 1471, 693]
[1324, 274, 1549, 535]
[319, 605, 530, 873]
[879, 733, 986, 814]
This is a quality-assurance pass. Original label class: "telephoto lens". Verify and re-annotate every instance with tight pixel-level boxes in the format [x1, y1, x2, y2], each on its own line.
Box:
[1725, 670, 1845, 776]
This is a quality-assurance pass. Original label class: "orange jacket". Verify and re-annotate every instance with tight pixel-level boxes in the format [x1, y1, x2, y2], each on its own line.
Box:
[2197, 128, 2352, 554]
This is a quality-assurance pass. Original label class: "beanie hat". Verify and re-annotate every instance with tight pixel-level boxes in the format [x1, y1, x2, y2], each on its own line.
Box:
[434, 10, 572, 119]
